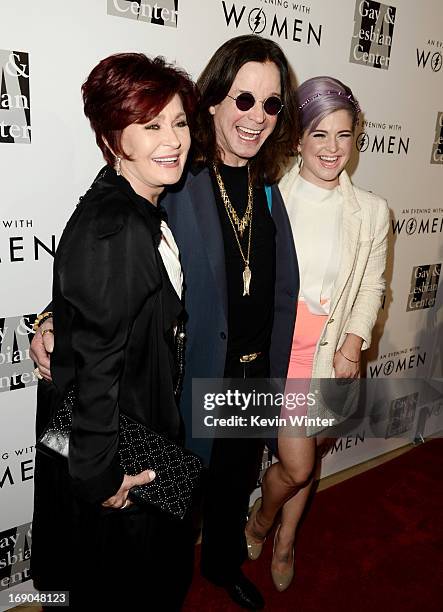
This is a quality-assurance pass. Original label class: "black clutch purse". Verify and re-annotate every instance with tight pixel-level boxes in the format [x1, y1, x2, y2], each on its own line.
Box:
[36, 386, 202, 520]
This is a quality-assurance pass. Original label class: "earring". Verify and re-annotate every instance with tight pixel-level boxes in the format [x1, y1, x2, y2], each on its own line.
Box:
[114, 156, 121, 176]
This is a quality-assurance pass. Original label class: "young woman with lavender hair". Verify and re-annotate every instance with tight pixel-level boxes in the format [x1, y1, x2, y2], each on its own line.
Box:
[244, 76, 389, 592]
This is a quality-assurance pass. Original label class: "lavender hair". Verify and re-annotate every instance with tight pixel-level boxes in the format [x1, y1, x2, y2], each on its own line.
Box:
[297, 76, 360, 134]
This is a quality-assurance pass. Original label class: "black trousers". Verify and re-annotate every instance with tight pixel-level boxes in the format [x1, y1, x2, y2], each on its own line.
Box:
[200, 352, 268, 584]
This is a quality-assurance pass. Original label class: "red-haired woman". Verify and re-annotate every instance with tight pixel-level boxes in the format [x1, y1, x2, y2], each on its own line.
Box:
[31, 53, 197, 610]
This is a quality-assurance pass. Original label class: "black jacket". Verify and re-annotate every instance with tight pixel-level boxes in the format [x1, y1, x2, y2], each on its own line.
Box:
[163, 166, 299, 463]
[43, 166, 183, 504]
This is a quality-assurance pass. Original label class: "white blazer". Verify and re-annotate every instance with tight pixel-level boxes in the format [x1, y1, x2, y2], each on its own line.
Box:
[279, 164, 390, 379]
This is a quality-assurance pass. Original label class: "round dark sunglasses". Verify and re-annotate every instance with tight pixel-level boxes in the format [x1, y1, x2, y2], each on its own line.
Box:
[226, 92, 284, 116]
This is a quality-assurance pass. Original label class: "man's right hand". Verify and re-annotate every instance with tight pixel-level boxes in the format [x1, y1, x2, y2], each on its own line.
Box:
[30, 317, 54, 382]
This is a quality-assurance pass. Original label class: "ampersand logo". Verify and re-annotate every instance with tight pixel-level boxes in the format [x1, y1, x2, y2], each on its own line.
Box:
[0, 314, 36, 393]
[407, 264, 441, 311]
[0, 50, 31, 144]
[4, 53, 29, 78]
[349, 0, 397, 70]
[431, 112, 443, 164]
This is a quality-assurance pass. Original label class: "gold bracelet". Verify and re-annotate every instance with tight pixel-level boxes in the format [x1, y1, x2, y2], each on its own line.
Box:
[32, 311, 53, 332]
[338, 348, 360, 364]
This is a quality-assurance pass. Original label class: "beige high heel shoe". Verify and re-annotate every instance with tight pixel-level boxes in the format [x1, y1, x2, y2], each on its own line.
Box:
[245, 497, 266, 561]
[271, 525, 295, 592]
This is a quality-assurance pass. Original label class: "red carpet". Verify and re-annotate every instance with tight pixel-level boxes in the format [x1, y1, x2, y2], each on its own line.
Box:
[183, 439, 443, 611]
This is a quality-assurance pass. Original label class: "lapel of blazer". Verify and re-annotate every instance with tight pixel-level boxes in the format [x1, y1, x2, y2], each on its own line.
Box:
[187, 168, 228, 323]
[329, 169, 362, 314]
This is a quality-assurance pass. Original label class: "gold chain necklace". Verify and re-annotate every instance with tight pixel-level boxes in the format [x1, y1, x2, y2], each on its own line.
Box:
[213, 163, 253, 237]
[213, 163, 253, 296]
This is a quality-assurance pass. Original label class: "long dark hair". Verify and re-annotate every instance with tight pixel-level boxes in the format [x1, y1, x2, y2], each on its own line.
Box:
[193, 35, 299, 185]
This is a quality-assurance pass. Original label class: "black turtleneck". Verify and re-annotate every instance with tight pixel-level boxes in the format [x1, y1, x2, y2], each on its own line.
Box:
[210, 163, 276, 361]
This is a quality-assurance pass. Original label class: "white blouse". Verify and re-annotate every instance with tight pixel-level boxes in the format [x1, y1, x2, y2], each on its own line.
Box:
[285, 175, 342, 315]
[158, 220, 183, 299]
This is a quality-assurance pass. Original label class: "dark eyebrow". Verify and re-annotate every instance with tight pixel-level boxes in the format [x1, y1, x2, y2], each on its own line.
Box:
[236, 88, 282, 97]
[147, 111, 186, 122]
[311, 129, 353, 134]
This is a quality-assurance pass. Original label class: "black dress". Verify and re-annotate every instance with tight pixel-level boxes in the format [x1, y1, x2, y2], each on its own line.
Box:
[31, 166, 194, 610]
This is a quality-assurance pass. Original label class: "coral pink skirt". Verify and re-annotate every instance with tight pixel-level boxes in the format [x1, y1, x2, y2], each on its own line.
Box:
[281, 301, 329, 421]
[288, 300, 328, 379]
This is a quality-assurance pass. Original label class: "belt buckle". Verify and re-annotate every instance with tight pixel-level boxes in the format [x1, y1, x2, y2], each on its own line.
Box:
[239, 352, 260, 363]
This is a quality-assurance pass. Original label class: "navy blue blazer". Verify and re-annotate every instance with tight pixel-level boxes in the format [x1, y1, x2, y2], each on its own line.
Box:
[163, 166, 299, 462]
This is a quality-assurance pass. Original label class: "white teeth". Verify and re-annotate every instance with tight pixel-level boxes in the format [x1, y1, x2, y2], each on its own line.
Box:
[237, 126, 261, 141]
[239, 127, 261, 134]
[320, 156, 338, 162]
[153, 157, 178, 162]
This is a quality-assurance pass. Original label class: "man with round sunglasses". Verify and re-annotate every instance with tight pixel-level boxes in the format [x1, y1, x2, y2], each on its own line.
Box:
[164, 35, 299, 609]
[31, 35, 299, 610]
[226, 91, 285, 116]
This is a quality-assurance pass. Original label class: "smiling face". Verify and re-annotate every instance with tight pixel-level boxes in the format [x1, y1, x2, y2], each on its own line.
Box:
[209, 61, 281, 167]
[118, 94, 191, 203]
[298, 109, 354, 189]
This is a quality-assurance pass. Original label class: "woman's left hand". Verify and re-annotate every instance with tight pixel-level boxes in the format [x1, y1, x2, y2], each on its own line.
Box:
[333, 333, 363, 379]
[333, 349, 360, 378]
[101, 469, 156, 510]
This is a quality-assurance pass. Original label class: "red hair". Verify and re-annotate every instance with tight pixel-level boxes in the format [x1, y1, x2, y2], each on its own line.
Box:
[82, 53, 198, 165]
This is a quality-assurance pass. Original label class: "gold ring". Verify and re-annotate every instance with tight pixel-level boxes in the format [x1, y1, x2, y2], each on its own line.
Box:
[33, 367, 43, 380]
[41, 328, 54, 336]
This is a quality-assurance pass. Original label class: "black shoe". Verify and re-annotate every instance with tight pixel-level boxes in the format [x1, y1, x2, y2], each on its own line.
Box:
[225, 571, 265, 610]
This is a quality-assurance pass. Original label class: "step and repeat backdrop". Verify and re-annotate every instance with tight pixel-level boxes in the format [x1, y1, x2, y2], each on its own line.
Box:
[0, 0, 442, 604]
